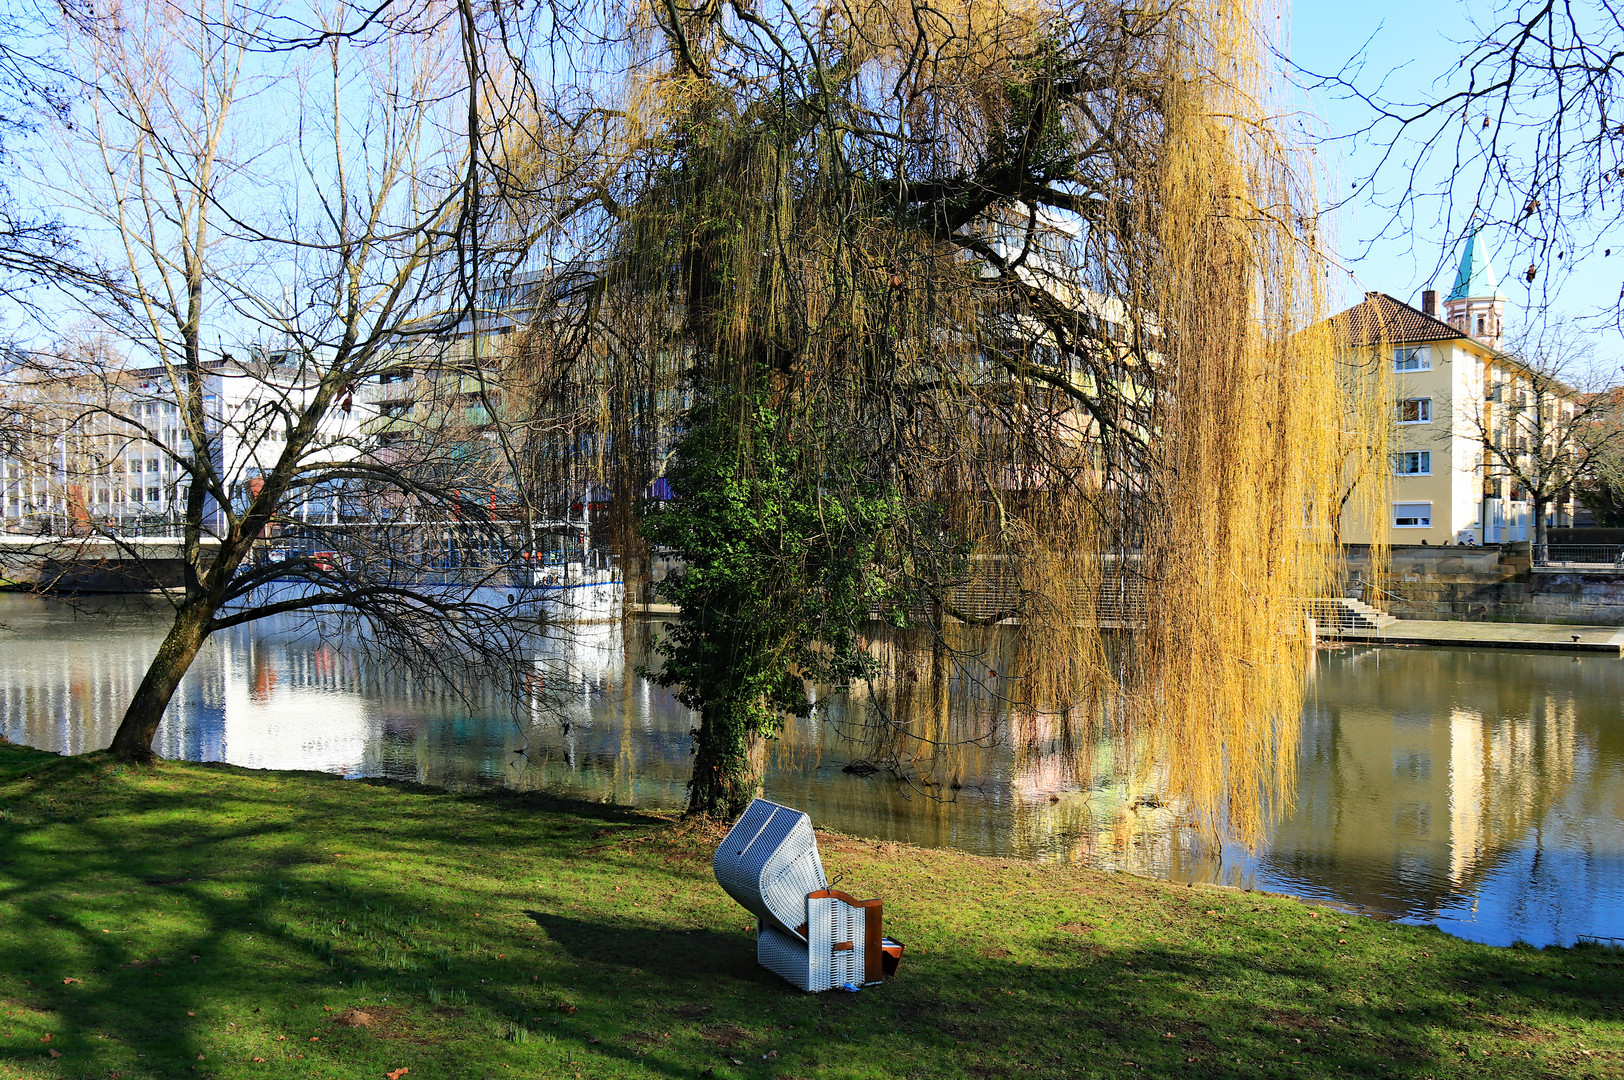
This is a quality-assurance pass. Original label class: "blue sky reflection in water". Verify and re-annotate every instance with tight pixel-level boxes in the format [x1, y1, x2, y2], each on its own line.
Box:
[1, 594, 1621, 948]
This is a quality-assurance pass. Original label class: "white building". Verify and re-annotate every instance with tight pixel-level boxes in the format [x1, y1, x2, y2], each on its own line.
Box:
[1, 348, 367, 535]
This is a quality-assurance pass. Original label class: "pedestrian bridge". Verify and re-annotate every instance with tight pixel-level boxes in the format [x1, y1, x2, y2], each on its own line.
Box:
[0, 533, 221, 591]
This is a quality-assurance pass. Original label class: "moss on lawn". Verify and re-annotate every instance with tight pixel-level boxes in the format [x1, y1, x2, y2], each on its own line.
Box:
[0, 742, 1620, 1079]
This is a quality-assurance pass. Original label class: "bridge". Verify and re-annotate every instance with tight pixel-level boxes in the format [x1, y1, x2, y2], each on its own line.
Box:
[0, 533, 222, 592]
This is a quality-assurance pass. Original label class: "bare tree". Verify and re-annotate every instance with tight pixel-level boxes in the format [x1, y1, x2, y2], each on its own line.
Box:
[1459, 318, 1624, 562]
[1305, 0, 1624, 308]
[1577, 420, 1624, 526]
[0, 0, 560, 761]
[0, 1, 114, 321]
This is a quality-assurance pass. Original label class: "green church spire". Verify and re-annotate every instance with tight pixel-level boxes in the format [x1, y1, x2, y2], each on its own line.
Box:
[1447, 226, 1506, 301]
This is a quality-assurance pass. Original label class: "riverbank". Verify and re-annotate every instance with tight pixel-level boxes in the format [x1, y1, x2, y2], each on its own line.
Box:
[1344, 543, 1624, 626]
[1326, 618, 1624, 654]
[1, 744, 1620, 1080]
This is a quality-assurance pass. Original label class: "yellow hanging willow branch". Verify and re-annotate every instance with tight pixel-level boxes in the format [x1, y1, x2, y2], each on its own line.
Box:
[506, 0, 1382, 841]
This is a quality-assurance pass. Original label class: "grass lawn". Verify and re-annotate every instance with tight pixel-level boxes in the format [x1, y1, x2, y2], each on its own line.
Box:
[0, 741, 1620, 1080]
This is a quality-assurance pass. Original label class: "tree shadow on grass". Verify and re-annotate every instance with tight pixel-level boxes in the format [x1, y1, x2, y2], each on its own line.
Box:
[2, 749, 1621, 1080]
[0, 757, 681, 1078]
[524, 910, 761, 983]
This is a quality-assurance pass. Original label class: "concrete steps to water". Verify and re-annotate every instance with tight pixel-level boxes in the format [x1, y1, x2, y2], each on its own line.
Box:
[1304, 597, 1398, 632]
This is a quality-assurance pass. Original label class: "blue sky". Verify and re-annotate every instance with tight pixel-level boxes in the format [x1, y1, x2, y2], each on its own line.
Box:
[5, 1, 1615, 362]
[1291, 0, 1623, 359]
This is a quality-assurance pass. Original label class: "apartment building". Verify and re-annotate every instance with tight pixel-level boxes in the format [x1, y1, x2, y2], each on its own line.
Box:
[1332, 232, 1580, 545]
[0, 348, 365, 535]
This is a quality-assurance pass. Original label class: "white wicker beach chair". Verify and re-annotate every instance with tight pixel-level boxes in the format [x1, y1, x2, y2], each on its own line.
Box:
[713, 797, 901, 992]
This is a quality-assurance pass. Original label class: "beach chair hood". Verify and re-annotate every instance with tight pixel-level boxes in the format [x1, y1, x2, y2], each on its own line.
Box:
[712, 797, 827, 936]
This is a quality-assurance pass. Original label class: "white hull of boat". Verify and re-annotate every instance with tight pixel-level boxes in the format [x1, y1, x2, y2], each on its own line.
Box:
[236, 573, 625, 623]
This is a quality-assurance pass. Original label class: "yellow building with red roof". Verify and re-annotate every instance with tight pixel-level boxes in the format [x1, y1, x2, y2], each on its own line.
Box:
[1330, 232, 1580, 545]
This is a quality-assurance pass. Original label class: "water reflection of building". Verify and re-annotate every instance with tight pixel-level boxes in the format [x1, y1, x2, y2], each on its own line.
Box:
[0, 596, 220, 756]
[1262, 647, 1587, 918]
[1010, 645, 1612, 917]
[214, 636, 372, 774]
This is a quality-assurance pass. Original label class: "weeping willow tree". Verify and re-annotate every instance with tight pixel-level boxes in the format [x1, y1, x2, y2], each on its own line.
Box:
[504, 0, 1379, 836]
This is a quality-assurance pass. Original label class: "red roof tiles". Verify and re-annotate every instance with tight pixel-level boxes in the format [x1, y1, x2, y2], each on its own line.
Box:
[1328, 292, 1464, 348]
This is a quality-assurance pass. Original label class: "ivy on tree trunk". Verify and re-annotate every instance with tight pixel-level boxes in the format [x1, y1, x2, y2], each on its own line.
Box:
[640, 380, 895, 820]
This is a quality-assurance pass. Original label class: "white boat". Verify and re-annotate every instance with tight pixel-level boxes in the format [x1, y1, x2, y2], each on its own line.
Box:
[237, 520, 625, 622]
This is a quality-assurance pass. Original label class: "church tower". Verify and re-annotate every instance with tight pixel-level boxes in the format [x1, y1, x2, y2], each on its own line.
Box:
[1442, 226, 1507, 350]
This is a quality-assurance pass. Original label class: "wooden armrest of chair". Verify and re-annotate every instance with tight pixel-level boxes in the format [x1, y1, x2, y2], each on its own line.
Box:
[808, 889, 885, 984]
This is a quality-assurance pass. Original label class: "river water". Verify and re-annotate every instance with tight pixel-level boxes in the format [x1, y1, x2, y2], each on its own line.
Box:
[2, 593, 1621, 948]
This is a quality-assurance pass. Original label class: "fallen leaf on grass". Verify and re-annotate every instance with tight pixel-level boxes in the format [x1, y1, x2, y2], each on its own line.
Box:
[310, 1036, 320, 1042]
[39, 1035, 52, 1043]
[62, 978, 80, 985]
[729, 1058, 744, 1066]
[47, 1049, 61, 1059]
[386, 1069, 409, 1080]
[559, 1005, 577, 1014]
[253, 1058, 266, 1063]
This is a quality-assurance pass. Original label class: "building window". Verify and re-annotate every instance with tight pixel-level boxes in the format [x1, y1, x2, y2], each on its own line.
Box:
[1394, 502, 1432, 528]
[131, 487, 143, 502]
[1393, 451, 1432, 476]
[1393, 346, 1432, 372]
[1398, 397, 1432, 424]
[147, 487, 160, 503]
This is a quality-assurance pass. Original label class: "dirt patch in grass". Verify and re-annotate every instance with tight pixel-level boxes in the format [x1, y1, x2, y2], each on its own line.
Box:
[701, 1024, 754, 1050]
[1488, 1016, 1559, 1043]
[628, 1029, 672, 1046]
[1260, 1009, 1327, 1033]
[332, 1007, 378, 1027]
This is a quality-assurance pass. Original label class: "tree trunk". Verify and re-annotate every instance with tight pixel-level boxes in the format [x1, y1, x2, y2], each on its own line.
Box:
[685, 703, 769, 820]
[108, 600, 215, 762]
[1532, 493, 1549, 565]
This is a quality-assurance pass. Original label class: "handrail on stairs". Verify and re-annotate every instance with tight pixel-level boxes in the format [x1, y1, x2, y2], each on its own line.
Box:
[1350, 578, 1403, 606]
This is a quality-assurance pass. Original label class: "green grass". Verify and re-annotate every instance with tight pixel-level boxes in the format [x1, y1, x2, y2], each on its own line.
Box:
[0, 742, 1620, 1080]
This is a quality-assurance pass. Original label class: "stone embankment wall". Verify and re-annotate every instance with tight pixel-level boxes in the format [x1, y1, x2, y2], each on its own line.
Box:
[1344, 543, 1624, 625]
